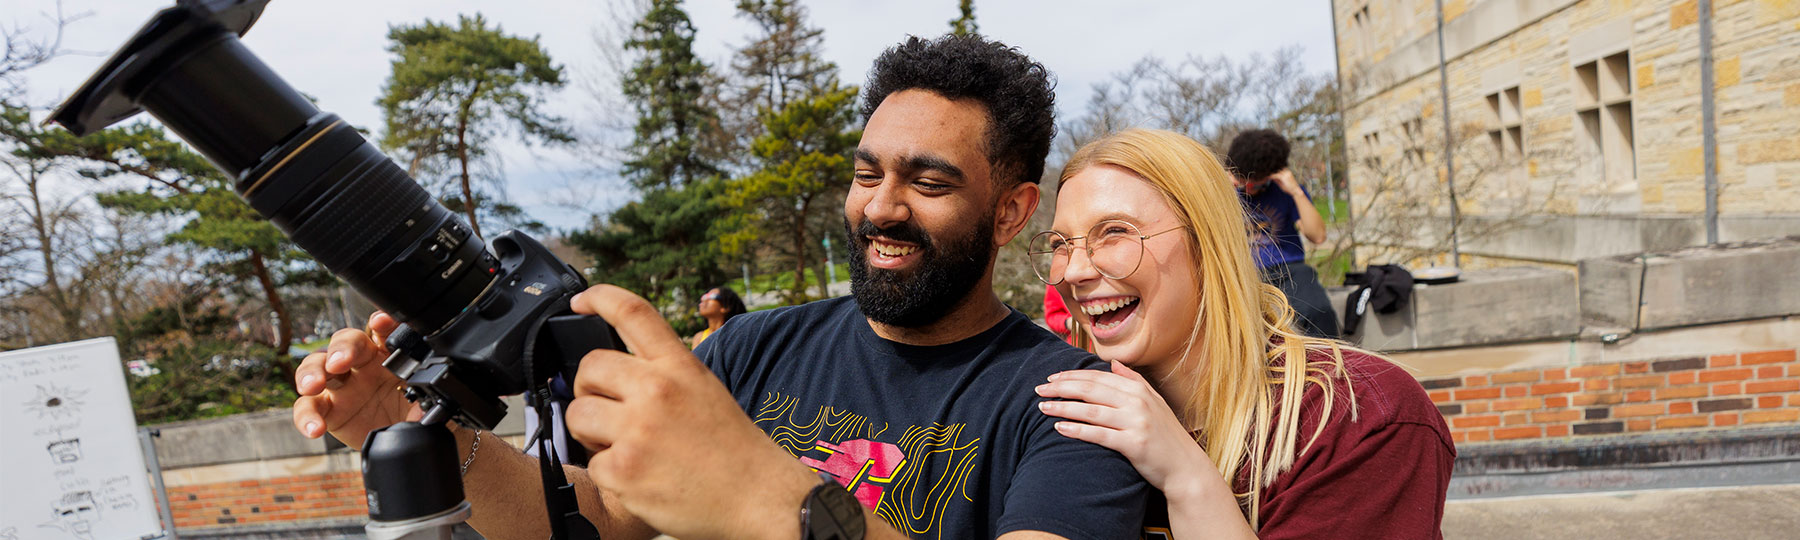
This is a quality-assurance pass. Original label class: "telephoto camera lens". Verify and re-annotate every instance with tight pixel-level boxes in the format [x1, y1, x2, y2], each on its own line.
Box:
[51, 0, 497, 335]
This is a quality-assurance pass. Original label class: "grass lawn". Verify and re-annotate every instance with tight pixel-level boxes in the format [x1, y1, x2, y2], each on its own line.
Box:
[742, 262, 850, 295]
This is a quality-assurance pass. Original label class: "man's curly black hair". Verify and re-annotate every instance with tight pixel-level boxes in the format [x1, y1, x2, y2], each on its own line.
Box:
[860, 34, 1056, 186]
[1226, 128, 1291, 181]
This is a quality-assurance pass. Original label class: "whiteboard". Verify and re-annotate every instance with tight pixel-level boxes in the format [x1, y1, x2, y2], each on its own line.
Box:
[0, 338, 163, 540]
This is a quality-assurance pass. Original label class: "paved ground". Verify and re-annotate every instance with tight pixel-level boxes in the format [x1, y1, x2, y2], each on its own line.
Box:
[1443, 483, 1800, 539]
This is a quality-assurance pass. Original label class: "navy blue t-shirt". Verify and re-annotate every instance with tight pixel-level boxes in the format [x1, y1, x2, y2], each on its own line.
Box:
[695, 296, 1148, 539]
[1241, 186, 1308, 268]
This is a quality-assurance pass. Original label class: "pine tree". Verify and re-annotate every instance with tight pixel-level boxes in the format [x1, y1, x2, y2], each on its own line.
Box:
[719, 0, 860, 303]
[949, 0, 979, 36]
[569, 178, 731, 330]
[576, 0, 731, 319]
[379, 13, 573, 239]
[620, 0, 727, 190]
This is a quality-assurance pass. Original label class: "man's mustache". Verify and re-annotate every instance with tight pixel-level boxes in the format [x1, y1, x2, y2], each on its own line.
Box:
[851, 219, 932, 250]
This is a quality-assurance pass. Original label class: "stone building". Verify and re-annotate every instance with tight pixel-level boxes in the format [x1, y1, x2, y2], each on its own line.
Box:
[1333, 0, 1800, 267]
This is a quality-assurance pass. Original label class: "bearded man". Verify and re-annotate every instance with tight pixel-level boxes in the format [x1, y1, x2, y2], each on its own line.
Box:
[292, 34, 1146, 540]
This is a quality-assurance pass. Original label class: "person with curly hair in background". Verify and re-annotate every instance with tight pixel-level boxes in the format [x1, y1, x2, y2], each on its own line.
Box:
[1225, 129, 1339, 338]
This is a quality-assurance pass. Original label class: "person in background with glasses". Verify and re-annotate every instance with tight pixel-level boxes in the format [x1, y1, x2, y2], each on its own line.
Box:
[1027, 129, 1452, 539]
[691, 286, 747, 349]
[1224, 129, 1339, 338]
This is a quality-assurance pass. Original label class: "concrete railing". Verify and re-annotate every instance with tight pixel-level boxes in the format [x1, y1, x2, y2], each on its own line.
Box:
[1581, 236, 1800, 333]
[150, 395, 531, 469]
[1332, 236, 1800, 352]
[1331, 266, 1580, 351]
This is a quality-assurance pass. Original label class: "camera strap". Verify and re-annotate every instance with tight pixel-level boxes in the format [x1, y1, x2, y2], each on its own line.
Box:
[522, 312, 602, 540]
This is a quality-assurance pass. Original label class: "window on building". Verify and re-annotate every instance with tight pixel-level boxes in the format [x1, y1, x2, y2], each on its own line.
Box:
[1402, 117, 1427, 165]
[1574, 51, 1634, 184]
[1362, 130, 1383, 171]
[1486, 86, 1523, 160]
[1351, 4, 1372, 59]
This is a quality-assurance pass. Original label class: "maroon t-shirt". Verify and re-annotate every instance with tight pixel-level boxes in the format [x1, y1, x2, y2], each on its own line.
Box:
[1142, 348, 1455, 539]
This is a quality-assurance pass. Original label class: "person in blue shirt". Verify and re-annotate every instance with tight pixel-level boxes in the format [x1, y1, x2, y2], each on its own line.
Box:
[1226, 129, 1339, 338]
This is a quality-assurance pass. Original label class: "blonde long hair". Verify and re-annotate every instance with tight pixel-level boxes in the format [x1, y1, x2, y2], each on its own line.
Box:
[1060, 129, 1358, 528]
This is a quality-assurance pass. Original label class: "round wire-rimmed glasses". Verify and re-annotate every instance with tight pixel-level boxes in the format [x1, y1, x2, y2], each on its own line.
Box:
[1027, 220, 1187, 285]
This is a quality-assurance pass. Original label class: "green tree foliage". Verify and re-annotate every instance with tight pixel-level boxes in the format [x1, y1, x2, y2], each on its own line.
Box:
[569, 178, 731, 332]
[119, 293, 295, 424]
[719, 0, 859, 304]
[576, 0, 732, 322]
[950, 0, 979, 36]
[721, 87, 860, 303]
[379, 13, 573, 239]
[621, 0, 727, 190]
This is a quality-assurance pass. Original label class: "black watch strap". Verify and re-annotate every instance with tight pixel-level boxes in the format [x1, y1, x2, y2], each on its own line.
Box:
[800, 472, 865, 540]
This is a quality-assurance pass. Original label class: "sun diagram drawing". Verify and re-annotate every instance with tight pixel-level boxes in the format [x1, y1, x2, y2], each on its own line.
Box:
[24, 384, 88, 420]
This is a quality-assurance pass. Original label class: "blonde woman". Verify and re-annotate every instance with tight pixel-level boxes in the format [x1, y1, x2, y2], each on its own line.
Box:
[1030, 129, 1453, 538]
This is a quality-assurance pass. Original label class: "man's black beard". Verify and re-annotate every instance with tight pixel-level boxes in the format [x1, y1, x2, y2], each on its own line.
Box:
[845, 213, 995, 329]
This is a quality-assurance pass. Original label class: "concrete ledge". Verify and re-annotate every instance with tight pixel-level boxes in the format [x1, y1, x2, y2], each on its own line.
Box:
[1582, 236, 1800, 331]
[1452, 426, 1800, 499]
[1413, 266, 1579, 348]
[153, 410, 334, 469]
[178, 520, 486, 540]
[1331, 266, 1579, 351]
[1389, 316, 1800, 379]
[153, 396, 531, 469]
[178, 520, 364, 539]
[1356, 215, 1800, 266]
[1443, 484, 1800, 540]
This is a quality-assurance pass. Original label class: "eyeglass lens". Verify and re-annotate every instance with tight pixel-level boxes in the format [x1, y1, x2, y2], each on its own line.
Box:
[1028, 220, 1147, 284]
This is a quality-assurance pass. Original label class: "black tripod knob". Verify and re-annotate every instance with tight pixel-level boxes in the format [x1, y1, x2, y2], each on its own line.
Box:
[361, 422, 463, 521]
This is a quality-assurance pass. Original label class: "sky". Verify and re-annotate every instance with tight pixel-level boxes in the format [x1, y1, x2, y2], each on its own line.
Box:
[8, 0, 1337, 231]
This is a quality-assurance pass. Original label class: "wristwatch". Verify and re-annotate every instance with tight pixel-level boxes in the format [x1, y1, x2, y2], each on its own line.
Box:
[800, 472, 865, 540]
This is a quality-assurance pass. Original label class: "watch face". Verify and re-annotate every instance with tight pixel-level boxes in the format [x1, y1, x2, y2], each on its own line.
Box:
[806, 481, 866, 540]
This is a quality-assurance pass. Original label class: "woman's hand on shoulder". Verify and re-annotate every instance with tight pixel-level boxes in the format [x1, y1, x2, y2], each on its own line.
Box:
[1035, 361, 1211, 491]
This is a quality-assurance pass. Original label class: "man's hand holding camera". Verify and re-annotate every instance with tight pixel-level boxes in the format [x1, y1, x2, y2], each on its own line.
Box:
[292, 313, 416, 448]
[290, 285, 891, 540]
[565, 285, 837, 540]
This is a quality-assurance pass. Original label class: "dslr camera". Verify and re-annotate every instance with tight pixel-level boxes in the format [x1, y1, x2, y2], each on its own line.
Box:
[52, 1, 616, 538]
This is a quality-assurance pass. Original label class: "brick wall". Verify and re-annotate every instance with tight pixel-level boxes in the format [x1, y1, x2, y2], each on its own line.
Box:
[1423, 349, 1800, 444]
[154, 348, 1800, 532]
[168, 471, 367, 529]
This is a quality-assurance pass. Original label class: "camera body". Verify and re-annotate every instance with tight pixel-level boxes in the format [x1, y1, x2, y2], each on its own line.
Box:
[50, 0, 619, 431]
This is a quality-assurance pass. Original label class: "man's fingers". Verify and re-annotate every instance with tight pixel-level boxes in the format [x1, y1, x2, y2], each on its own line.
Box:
[295, 351, 329, 395]
[571, 348, 652, 401]
[368, 312, 398, 345]
[570, 285, 689, 360]
[566, 394, 622, 453]
[323, 328, 381, 374]
[292, 396, 331, 439]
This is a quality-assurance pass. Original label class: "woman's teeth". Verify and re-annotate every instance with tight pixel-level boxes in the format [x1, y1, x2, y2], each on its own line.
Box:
[874, 242, 918, 257]
[1082, 297, 1139, 331]
[1080, 297, 1137, 316]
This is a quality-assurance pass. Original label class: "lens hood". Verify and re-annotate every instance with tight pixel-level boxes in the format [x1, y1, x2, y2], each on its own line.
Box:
[50, 0, 270, 136]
